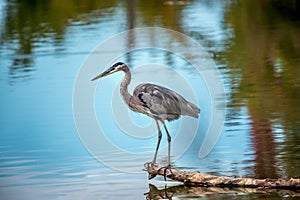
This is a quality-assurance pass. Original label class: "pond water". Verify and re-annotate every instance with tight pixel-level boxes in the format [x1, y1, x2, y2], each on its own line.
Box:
[0, 0, 300, 199]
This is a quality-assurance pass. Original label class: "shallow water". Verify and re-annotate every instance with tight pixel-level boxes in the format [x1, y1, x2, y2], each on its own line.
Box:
[1, 0, 300, 199]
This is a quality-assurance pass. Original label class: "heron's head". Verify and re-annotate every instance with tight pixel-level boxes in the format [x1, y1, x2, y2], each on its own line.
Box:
[91, 62, 127, 81]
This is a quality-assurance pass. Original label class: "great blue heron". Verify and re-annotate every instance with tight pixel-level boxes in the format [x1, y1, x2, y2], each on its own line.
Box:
[92, 62, 200, 178]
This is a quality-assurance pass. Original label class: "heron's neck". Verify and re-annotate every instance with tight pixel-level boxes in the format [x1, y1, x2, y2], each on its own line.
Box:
[120, 69, 133, 105]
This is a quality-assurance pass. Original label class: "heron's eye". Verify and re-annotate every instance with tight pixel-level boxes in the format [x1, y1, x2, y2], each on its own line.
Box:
[114, 64, 122, 70]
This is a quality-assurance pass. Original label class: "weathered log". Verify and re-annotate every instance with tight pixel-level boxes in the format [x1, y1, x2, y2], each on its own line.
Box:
[143, 162, 300, 189]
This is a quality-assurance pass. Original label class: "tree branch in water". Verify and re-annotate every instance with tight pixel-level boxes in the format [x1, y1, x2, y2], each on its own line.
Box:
[143, 162, 300, 189]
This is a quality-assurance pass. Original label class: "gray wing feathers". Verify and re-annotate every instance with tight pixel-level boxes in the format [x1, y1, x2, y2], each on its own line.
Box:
[133, 83, 200, 120]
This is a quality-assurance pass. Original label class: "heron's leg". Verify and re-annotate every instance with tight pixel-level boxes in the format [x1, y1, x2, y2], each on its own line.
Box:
[159, 120, 173, 181]
[162, 121, 171, 167]
[152, 120, 162, 164]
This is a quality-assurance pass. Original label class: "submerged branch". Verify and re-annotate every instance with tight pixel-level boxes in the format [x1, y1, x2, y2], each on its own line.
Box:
[143, 163, 300, 189]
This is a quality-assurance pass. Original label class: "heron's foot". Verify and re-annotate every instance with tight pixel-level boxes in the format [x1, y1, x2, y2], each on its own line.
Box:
[144, 161, 159, 170]
[158, 164, 173, 181]
[144, 162, 160, 180]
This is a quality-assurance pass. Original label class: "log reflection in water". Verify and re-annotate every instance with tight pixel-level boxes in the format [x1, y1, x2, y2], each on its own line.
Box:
[145, 184, 300, 200]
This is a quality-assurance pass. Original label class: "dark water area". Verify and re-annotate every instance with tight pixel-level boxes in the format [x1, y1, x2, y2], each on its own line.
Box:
[1, 0, 300, 199]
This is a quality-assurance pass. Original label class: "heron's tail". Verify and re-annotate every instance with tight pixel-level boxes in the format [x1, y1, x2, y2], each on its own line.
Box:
[181, 101, 200, 118]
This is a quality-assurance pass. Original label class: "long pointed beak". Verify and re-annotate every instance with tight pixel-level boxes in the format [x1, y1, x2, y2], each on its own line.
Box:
[91, 69, 111, 81]
[91, 73, 104, 81]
